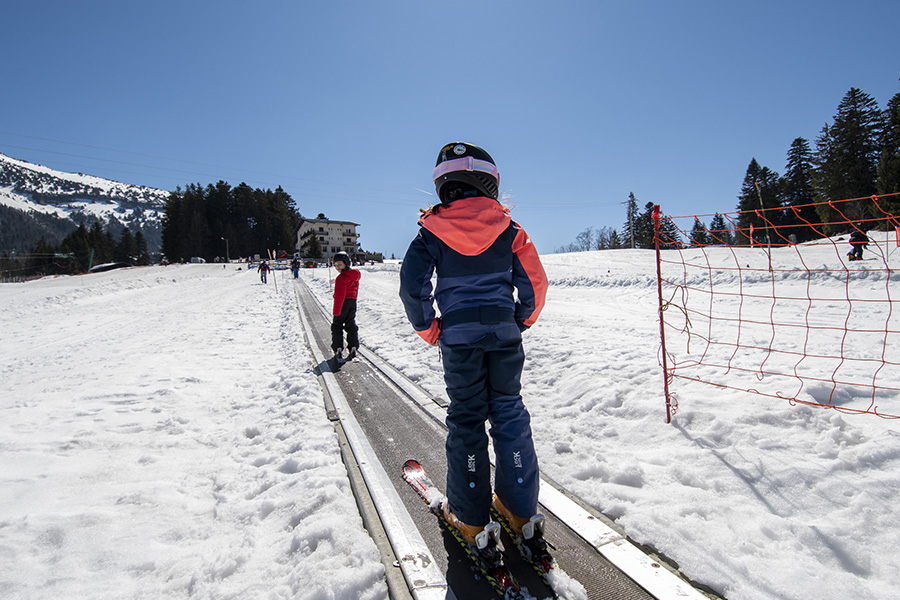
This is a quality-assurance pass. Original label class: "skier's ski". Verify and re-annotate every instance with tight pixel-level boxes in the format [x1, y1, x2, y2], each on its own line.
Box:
[492, 507, 587, 600]
[401, 459, 530, 600]
[492, 507, 554, 580]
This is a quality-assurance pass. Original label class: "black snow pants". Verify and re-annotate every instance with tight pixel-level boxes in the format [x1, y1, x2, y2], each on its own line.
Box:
[331, 299, 359, 351]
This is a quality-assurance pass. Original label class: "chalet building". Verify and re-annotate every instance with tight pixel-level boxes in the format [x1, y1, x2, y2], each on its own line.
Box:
[295, 217, 360, 262]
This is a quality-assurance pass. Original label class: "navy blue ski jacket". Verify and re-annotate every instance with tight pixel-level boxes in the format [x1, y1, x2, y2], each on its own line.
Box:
[399, 196, 548, 346]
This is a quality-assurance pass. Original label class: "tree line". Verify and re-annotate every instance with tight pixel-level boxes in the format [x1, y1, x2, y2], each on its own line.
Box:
[0, 222, 151, 280]
[161, 181, 300, 263]
[2, 180, 301, 279]
[558, 84, 900, 252]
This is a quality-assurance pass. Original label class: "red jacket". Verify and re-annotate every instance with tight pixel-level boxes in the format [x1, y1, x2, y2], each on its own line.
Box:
[333, 268, 361, 315]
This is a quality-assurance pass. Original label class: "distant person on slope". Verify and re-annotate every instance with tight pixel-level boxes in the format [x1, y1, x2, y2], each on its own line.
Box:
[848, 227, 869, 262]
[398, 142, 549, 551]
[331, 252, 360, 360]
[258, 260, 270, 284]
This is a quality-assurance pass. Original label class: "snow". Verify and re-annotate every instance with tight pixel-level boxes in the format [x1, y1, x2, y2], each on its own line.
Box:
[2, 238, 899, 600]
[0, 153, 167, 202]
[0, 265, 385, 600]
[0, 185, 151, 225]
[0, 185, 69, 219]
[0, 154, 167, 231]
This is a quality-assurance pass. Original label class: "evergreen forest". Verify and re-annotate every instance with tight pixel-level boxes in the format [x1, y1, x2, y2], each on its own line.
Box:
[161, 181, 300, 263]
[1, 222, 152, 281]
[558, 85, 900, 252]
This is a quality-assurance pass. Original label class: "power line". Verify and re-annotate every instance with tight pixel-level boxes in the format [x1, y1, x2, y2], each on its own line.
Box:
[0, 144, 427, 208]
[0, 131, 428, 200]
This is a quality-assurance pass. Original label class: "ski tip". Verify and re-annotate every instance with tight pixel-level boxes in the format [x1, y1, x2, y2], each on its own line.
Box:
[402, 459, 424, 479]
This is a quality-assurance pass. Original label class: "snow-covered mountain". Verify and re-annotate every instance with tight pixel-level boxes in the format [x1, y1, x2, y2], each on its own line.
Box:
[0, 153, 169, 253]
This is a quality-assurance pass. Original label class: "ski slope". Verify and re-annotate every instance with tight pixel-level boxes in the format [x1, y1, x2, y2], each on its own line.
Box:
[1, 241, 899, 599]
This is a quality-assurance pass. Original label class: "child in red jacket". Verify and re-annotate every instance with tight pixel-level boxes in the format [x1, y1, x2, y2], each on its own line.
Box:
[331, 251, 360, 360]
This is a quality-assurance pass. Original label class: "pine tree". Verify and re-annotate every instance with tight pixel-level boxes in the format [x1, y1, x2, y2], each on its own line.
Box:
[708, 213, 734, 246]
[301, 230, 324, 258]
[812, 87, 883, 230]
[877, 89, 900, 217]
[689, 218, 711, 246]
[657, 212, 682, 250]
[736, 159, 782, 245]
[134, 231, 151, 266]
[270, 186, 300, 253]
[28, 237, 57, 277]
[88, 222, 112, 265]
[633, 202, 655, 249]
[104, 230, 117, 262]
[622, 193, 639, 249]
[595, 227, 622, 250]
[161, 189, 186, 262]
[205, 180, 233, 258]
[115, 228, 139, 263]
[634, 202, 680, 249]
[608, 228, 623, 249]
[781, 137, 821, 242]
[59, 223, 91, 273]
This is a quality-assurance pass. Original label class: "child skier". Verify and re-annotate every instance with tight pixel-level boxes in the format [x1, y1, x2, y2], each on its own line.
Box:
[331, 251, 360, 360]
[848, 227, 869, 261]
[399, 142, 548, 550]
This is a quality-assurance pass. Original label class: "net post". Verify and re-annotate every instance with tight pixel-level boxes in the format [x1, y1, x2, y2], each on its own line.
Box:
[653, 204, 674, 423]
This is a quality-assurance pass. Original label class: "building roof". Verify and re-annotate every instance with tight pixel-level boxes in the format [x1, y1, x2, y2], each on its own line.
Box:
[298, 217, 360, 227]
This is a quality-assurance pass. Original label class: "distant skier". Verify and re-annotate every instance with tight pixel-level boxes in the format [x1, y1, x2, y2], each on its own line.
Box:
[847, 227, 869, 262]
[258, 261, 270, 283]
[331, 252, 360, 360]
[399, 142, 548, 549]
[291, 257, 300, 279]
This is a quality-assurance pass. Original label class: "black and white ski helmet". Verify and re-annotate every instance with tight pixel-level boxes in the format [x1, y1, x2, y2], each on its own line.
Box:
[333, 251, 350, 267]
[433, 142, 499, 201]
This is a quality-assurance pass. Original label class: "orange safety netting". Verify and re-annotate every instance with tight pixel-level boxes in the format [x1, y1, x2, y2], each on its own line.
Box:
[654, 193, 900, 423]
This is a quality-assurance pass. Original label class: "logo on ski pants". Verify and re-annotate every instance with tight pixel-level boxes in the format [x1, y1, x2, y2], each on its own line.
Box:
[441, 334, 539, 526]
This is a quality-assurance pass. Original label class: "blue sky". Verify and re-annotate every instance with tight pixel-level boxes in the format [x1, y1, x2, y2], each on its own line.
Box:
[2, 1, 898, 257]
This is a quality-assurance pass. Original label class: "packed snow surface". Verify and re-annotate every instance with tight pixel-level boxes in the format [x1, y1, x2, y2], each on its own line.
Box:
[2, 238, 899, 600]
[0, 265, 385, 600]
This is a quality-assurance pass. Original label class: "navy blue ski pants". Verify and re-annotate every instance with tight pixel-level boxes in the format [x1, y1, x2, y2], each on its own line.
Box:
[440, 333, 539, 527]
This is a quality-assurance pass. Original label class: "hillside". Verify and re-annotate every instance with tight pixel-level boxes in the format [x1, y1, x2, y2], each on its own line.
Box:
[0, 153, 169, 253]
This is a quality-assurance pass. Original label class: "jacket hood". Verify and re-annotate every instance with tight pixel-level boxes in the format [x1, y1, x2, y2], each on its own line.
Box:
[419, 197, 511, 256]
